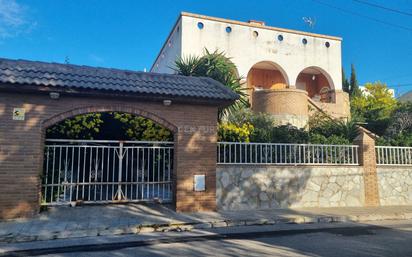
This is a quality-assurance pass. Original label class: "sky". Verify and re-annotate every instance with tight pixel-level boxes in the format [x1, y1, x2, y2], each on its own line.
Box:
[0, 0, 412, 96]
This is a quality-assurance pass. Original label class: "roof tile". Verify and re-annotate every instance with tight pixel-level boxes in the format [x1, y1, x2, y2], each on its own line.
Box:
[0, 58, 239, 102]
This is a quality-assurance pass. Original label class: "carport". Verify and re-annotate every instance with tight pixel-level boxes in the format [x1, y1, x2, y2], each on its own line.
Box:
[0, 58, 238, 219]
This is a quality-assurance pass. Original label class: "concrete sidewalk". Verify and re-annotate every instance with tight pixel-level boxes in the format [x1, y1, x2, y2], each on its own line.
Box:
[1, 204, 412, 243]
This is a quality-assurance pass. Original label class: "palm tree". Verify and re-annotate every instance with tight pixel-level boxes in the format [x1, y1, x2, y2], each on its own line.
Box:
[173, 49, 249, 119]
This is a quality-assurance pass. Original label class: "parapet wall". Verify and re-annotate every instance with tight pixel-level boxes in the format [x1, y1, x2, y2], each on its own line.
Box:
[251, 88, 350, 128]
[251, 89, 308, 128]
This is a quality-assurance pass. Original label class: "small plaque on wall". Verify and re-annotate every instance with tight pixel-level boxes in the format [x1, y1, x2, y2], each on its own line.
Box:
[194, 175, 206, 192]
[13, 108, 25, 121]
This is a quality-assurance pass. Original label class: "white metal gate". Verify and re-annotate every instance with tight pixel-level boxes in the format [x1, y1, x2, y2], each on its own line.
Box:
[41, 139, 174, 205]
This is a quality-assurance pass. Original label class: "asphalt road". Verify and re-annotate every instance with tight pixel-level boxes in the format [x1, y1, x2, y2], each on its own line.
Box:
[4, 220, 412, 257]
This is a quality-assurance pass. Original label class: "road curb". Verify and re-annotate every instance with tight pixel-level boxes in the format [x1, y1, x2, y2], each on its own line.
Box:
[1, 212, 412, 243]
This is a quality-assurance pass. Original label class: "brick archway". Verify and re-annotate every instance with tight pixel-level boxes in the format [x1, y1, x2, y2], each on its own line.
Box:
[0, 58, 238, 219]
[0, 94, 220, 219]
[39, 104, 179, 207]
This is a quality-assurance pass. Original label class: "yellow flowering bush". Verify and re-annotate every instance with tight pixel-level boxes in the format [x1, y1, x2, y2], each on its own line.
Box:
[218, 122, 254, 142]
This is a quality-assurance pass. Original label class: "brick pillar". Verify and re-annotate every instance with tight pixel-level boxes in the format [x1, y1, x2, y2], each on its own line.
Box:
[174, 112, 218, 213]
[354, 128, 380, 206]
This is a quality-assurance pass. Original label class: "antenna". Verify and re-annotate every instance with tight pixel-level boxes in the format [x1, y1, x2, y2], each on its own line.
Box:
[302, 17, 316, 29]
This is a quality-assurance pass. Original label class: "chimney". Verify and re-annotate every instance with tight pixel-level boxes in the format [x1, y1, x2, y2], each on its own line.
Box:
[248, 20, 265, 26]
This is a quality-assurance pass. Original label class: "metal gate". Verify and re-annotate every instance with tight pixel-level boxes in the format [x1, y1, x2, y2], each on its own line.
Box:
[41, 139, 174, 205]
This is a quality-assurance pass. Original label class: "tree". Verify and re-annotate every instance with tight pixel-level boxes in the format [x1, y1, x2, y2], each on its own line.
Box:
[46, 113, 104, 139]
[351, 82, 397, 135]
[349, 64, 361, 96]
[376, 103, 412, 146]
[173, 49, 249, 119]
[46, 112, 173, 141]
[342, 68, 350, 94]
[385, 103, 412, 136]
[112, 113, 173, 141]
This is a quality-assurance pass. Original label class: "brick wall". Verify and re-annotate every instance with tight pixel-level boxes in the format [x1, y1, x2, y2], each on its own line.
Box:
[0, 91, 218, 219]
[354, 129, 380, 206]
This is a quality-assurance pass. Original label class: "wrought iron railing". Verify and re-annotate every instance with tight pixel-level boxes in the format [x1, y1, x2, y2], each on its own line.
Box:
[42, 139, 174, 205]
[376, 146, 412, 166]
[217, 142, 359, 165]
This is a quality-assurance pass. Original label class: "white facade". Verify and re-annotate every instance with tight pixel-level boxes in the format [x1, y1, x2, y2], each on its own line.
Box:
[151, 12, 343, 91]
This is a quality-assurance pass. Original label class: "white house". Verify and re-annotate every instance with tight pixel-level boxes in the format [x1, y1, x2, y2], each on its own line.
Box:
[152, 12, 350, 127]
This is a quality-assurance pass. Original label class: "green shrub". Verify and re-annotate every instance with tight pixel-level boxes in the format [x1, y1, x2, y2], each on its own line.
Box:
[113, 113, 173, 141]
[377, 132, 412, 147]
[46, 112, 173, 141]
[224, 109, 275, 142]
[308, 112, 358, 142]
[46, 113, 104, 139]
[271, 125, 309, 143]
[309, 134, 351, 145]
[221, 109, 307, 143]
[219, 108, 356, 145]
[218, 122, 254, 142]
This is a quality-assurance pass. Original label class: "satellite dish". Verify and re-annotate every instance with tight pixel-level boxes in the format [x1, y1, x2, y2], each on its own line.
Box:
[302, 17, 316, 29]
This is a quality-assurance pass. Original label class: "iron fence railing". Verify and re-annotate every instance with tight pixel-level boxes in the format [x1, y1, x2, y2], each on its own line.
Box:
[42, 139, 174, 205]
[376, 146, 412, 166]
[217, 142, 359, 165]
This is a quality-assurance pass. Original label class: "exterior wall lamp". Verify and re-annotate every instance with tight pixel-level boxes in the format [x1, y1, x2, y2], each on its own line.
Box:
[163, 99, 172, 106]
[49, 92, 60, 100]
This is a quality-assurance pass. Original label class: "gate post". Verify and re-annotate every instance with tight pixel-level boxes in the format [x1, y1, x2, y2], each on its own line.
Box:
[174, 116, 218, 213]
[354, 127, 380, 207]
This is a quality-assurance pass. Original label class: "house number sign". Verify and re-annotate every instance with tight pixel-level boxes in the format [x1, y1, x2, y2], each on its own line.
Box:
[13, 108, 25, 121]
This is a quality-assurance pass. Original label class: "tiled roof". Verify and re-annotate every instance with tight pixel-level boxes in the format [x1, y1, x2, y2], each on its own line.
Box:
[0, 58, 239, 103]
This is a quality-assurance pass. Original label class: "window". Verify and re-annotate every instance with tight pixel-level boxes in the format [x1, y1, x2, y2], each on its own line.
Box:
[226, 26, 232, 33]
[325, 42, 330, 48]
[277, 35, 284, 41]
[253, 31, 259, 37]
[302, 38, 308, 45]
[197, 22, 204, 29]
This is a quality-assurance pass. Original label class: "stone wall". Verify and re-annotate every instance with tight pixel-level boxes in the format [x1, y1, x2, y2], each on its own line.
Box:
[216, 165, 365, 210]
[377, 167, 412, 206]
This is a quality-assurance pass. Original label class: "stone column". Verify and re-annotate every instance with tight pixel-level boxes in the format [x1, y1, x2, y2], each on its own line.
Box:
[354, 128, 380, 206]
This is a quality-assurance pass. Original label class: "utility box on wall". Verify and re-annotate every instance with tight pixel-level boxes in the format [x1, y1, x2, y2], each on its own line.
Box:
[194, 175, 206, 191]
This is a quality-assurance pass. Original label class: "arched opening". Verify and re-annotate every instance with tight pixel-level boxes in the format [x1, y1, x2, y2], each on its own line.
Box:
[41, 110, 175, 206]
[247, 61, 288, 91]
[296, 67, 335, 103]
[247, 61, 288, 104]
